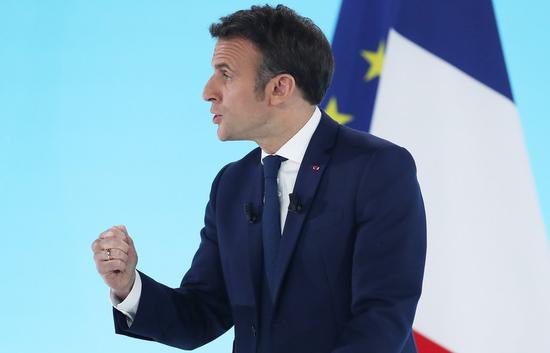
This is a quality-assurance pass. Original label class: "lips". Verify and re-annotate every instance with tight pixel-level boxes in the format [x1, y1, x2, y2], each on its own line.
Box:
[213, 114, 222, 124]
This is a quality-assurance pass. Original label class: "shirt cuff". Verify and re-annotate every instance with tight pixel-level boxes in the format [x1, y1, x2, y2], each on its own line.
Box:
[110, 270, 142, 326]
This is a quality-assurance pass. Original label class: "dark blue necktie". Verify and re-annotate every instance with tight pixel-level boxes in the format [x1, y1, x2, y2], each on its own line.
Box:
[262, 155, 285, 298]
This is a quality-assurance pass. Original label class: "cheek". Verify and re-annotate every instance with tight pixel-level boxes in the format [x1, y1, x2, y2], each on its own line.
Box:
[224, 82, 264, 114]
[222, 86, 244, 106]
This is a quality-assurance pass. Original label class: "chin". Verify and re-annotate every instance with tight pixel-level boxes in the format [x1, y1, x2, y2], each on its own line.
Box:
[216, 126, 243, 142]
[216, 128, 230, 141]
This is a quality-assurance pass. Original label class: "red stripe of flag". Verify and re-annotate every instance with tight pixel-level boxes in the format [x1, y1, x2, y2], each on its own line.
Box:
[414, 331, 453, 353]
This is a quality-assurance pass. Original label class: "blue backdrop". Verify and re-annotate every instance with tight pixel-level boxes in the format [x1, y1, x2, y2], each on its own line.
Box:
[0, 1, 547, 352]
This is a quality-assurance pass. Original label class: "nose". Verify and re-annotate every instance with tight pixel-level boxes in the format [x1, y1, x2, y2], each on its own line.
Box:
[202, 76, 220, 103]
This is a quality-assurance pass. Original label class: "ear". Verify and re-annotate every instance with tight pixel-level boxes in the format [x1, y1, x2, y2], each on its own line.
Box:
[268, 74, 296, 106]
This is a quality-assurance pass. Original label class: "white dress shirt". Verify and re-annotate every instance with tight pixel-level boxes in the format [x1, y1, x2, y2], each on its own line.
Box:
[111, 107, 322, 325]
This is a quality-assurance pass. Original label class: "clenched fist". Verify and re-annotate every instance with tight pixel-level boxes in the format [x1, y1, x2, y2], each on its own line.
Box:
[92, 225, 138, 300]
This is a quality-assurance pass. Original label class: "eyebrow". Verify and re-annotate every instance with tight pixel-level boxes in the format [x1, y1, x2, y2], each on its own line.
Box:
[214, 63, 233, 71]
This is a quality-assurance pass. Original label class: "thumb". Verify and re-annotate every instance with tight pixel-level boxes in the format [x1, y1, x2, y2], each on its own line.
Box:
[114, 224, 128, 235]
[118, 226, 136, 251]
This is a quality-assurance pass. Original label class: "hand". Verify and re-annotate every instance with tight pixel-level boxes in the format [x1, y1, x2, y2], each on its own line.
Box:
[92, 225, 138, 300]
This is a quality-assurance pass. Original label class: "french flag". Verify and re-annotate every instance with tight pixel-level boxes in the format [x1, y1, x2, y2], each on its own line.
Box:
[322, 0, 550, 351]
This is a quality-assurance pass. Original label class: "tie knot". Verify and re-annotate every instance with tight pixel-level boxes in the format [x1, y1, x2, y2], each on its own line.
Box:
[263, 155, 286, 179]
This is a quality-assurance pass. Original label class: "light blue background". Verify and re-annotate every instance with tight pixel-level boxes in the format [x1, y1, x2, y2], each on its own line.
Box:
[0, 1, 547, 352]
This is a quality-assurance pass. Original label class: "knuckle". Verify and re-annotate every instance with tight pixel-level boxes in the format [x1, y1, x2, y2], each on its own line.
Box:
[93, 239, 103, 251]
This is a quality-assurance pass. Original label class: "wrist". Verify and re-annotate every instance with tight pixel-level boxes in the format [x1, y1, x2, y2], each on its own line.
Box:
[113, 274, 136, 301]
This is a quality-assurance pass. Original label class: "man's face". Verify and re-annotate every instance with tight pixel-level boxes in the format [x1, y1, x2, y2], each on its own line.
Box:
[203, 38, 272, 142]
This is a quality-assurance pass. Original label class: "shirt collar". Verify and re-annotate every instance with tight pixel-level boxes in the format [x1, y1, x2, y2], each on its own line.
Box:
[261, 106, 321, 164]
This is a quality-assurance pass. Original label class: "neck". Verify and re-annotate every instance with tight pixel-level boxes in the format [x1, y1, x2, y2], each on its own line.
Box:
[257, 104, 315, 154]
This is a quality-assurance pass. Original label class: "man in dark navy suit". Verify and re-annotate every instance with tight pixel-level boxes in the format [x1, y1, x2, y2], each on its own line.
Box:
[92, 5, 426, 353]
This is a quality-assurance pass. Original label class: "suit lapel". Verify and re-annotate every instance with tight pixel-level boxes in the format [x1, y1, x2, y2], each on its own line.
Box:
[271, 113, 340, 306]
[246, 156, 264, 310]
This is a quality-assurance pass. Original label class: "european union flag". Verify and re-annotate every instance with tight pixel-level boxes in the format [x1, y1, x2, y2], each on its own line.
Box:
[321, 0, 400, 131]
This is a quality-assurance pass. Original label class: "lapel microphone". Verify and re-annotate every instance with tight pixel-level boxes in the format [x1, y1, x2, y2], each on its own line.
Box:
[288, 193, 302, 213]
[244, 202, 257, 223]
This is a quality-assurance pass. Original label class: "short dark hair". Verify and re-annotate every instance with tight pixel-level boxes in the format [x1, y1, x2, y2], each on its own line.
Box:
[209, 4, 334, 105]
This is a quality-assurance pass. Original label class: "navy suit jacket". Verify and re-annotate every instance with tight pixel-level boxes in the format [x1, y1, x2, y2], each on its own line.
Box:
[113, 111, 427, 353]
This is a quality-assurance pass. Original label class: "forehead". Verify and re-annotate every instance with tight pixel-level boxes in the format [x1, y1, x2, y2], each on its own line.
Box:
[212, 37, 261, 70]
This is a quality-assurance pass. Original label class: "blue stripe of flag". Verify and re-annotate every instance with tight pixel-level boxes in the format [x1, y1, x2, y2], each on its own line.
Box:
[394, 0, 513, 101]
[322, 0, 513, 132]
[321, 0, 399, 132]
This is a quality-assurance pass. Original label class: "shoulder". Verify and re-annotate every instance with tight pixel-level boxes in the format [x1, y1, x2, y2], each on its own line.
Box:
[336, 128, 420, 205]
[318, 110, 413, 165]
[334, 124, 416, 170]
[210, 147, 261, 187]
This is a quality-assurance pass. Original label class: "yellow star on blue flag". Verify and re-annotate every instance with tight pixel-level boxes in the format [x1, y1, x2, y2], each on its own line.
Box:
[321, 0, 397, 130]
[325, 97, 353, 125]
[361, 41, 385, 81]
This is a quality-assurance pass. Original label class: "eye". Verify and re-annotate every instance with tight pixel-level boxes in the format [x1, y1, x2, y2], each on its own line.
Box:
[221, 70, 232, 80]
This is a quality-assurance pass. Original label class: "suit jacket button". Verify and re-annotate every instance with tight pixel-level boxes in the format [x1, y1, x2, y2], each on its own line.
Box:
[251, 324, 257, 337]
